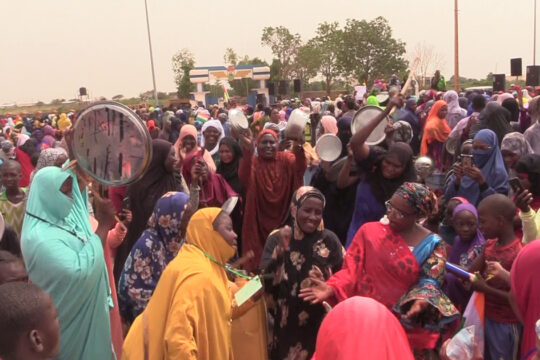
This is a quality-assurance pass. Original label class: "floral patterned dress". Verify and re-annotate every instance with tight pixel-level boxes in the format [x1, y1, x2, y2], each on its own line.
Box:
[262, 229, 344, 360]
[117, 192, 190, 323]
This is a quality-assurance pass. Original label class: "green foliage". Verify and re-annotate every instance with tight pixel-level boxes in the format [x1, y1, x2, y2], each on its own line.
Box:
[261, 26, 301, 80]
[224, 48, 238, 66]
[292, 44, 321, 84]
[309, 22, 342, 94]
[337, 17, 408, 85]
[172, 49, 195, 98]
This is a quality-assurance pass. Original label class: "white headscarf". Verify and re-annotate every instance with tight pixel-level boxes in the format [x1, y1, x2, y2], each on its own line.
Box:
[200, 119, 225, 155]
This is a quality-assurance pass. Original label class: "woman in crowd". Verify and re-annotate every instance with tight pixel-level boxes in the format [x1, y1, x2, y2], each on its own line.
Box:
[339, 97, 415, 247]
[116, 139, 184, 281]
[14, 135, 37, 187]
[316, 115, 338, 140]
[182, 149, 237, 208]
[444, 203, 485, 312]
[175, 123, 216, 172]
[118, 192, 191, 324]
[398, 97, 421, 154]
[260, 186, 344, 359]
[444, 129, 509, 206]
[313, 297, 414, 360]
[201, 119, 225, 166]
[483, 107, 513, 146]
[438, 196, 469, 246]
[217, 137, 243, 196]
[239, 129, 306, 270]
[300, 182, 459, 357]
[42, 124, 57, 148]
[501, 132, 534, 178]
[122, 208, 237, 360]
[29, 147, 67, 184]
[21, 166, 116, 359]
[510, 240, 540, 360]
[420, 100, 450, 171]
[443, 90, 467, 129]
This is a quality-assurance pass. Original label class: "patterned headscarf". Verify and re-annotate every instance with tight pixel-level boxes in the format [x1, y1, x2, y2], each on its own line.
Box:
[289, 186, 326, 239]
[501, 132, 534, 157]
[395, 182, 438, 217]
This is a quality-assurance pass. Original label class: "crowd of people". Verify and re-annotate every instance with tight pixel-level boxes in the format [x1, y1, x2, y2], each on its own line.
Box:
[1, 78, 540, 360]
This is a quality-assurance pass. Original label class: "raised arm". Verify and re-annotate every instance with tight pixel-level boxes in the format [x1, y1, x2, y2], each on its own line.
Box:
[350, 96, 403, 163]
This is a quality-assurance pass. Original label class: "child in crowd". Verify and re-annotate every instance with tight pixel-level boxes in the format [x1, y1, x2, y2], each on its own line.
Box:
[0, 250, 27, 285]
[469, 194, 523, 360]
[0, 160, 27, 240]
[444, 202, 485, 312]
[0, 282, 60, 360]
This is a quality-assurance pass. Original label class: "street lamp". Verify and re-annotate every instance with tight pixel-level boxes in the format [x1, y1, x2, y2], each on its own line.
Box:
[144, 0, 159, 107]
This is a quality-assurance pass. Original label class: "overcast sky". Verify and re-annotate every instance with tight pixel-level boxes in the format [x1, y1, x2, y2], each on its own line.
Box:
[0, 0, 536, 104]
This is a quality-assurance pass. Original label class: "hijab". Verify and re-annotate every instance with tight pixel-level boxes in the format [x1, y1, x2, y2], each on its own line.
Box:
[502, 98, 520, 123]
[484, 107, 513, 145]
[182, 150, 237, 207]
[216, 137, 243, 194]
[501, 132, 534, 158]
[285, 186, 325, 240]
[510, 240, 540, 359]
[443, 90, 465, 116]
[313, 297, 414, 360]
[174, 124, 216, 173]
[420, 100, 451, 155]
[200, 119, 225, 156]
[448, 203, 485, 264]
[457, 129, 509, 205]
[320, 115, 338, 135]
[366, 142, 416, 205]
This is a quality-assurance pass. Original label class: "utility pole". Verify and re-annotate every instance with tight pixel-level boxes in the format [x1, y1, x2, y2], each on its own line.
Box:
[535, 0, 537, 65]
[454, 0, 460, 91]
[144, 0, 159, 107]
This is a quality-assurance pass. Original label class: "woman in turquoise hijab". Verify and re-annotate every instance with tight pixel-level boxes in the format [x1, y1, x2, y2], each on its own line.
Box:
[21, 166, 117, 360]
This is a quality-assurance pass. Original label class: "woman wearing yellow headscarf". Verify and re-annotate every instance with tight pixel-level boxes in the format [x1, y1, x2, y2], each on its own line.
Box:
[122, 207, 237, 360]
[57, 113, 72, 131]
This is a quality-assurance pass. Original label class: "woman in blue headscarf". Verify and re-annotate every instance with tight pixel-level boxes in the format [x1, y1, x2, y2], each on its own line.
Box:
[21, 166, 116, 360]
[118, 191, 191, 324]
[444, 129, 509, 206]
[398, 97, 421, 154]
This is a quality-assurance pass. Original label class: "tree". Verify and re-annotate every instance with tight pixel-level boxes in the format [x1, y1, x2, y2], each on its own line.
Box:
[261, 26, 301, 80]
[223, 48, 238, 66]
[172, 49, 195, 98]
[292, 43, 321, 85]
[309, 21, 342, 94]
[337, 17, 408, 85]
[112, 94, 124, 101]
[411, 42, 445, 89]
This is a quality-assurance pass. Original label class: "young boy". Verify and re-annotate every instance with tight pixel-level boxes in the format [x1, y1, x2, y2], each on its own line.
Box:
[0, 282, 60, 360]
[470, 194, 523, 360]
[0, 160, 27, 240]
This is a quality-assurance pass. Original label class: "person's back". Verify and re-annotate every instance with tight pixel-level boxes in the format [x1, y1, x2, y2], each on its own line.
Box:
[470, 194, 522, 359]
[122, 208, 236, 360]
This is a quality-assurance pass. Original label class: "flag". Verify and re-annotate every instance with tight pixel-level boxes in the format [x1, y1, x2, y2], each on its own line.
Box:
[222, 84, 230, 102]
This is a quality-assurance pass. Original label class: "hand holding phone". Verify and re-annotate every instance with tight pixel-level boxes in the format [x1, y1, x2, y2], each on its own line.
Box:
[509, 177, 525, 193]
[461, 154, 473, 169]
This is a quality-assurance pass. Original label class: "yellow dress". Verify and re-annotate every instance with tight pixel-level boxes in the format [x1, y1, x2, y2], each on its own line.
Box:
[122, 208, 235, 360]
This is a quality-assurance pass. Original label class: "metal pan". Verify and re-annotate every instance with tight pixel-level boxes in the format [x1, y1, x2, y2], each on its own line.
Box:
[351, 105, 389, 145]
[70, 101, 152, 186]
[392, 120, 413, 144]
[316, 133, 342, 162]
[228, 108, 248, 131]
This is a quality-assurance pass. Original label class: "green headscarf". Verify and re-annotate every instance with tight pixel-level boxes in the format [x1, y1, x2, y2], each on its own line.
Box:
[21, 167, 113, 360]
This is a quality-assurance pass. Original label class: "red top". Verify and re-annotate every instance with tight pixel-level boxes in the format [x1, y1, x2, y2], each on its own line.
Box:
[483, 237, 522, 323]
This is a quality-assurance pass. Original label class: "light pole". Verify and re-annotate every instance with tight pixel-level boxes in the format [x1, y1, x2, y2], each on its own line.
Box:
[534, 0, 537, 65]
[454, 0, 460, 91]
[144, 0, 159, 107]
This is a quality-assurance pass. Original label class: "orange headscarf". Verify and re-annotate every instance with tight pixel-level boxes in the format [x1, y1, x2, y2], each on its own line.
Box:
[420, 100, 450, 155]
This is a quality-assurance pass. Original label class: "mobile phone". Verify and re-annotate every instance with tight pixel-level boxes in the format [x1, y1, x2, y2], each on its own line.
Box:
[509, 177, 525, 193]
[461, 154, 473, 168]
[122, 196, 131, 211]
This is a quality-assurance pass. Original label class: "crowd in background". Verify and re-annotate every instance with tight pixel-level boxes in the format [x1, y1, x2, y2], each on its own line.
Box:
[1, 75, 540, 360]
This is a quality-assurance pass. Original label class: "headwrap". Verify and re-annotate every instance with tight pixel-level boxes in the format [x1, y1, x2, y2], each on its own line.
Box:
[34, 148, 67, 173]
[395, 182, 438, 217]
[450, 203, 485, 254]
[16, 133, 29, 148]
[443, 90, 462, 115]
[174, 123, 216, 172]
[287, 186, 326, 240]
[216, 137, 243, 194]
[497, 93, 514, 105]
[501, 132, 534, 158]
[420, 100, 451, 155]
[200, 119, 225, 156]
[510, 241, 540, 358]
[320, 115, 338, 135]
[257, 128, 278, 145]
[57, 113, 72, 131]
